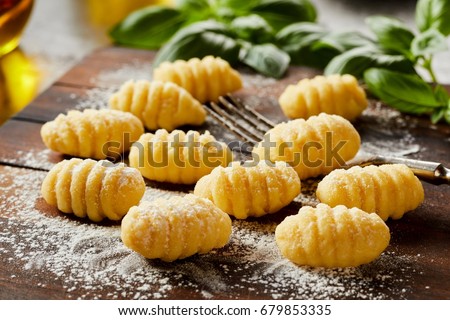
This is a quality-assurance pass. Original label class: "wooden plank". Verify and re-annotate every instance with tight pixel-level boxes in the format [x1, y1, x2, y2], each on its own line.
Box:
[1, 46, 450, 299]
[57, 46, 157, 88]
[14, 86, 90, 123]
[0, 165, 448, 299]
[0, 120, 64, 170]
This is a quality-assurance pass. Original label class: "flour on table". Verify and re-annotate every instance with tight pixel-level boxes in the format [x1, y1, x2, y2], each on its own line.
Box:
[92, 60, 153, 87]
[74, 87, 116, 111]
[0, 166, 419, 299]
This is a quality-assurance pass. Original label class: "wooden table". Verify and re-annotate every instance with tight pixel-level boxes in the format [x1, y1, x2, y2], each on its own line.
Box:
[0, 47, 449, 299]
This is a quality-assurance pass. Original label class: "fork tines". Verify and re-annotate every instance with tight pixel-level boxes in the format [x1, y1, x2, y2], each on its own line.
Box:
[205, 94, 275, 146]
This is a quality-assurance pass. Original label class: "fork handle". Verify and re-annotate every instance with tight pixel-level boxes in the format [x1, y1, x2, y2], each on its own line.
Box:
[361, 155, 450, 185]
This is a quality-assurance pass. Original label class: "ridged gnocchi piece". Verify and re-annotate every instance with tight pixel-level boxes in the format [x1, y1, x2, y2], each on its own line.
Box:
[121, 194, 232, 261]
[316, 164, 424, 221]
[252, 113, 360, 180]
[153, 56, 243, 103]
[41, 158, 145, 222]
[194, 161, 301, 219]
[129, 129, 233, 184]
[109, 80, 206, 131]
[279, 74, 367, 120]
[40, 109, 144, 159]
[275, 203, 390, 268]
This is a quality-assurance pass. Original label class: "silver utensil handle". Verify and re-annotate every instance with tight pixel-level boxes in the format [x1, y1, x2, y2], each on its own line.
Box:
[364, 155, 450, 185]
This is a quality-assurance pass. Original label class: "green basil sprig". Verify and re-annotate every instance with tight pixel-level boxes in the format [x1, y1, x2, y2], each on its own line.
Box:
[110, 6, 186, 49]
[111, 0, 450, 123]
[321, 0, 450, 124]
[110, 0, 317, 78]
[153, 20, 241, 67]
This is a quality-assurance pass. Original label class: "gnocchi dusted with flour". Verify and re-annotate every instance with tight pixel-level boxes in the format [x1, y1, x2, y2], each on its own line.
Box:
[279, 74, 367, 120]
[129, 129, 233, 184]
[109, 80, 206, 131]
[316, 164, 424, 221]
[194, 161, 300, 219]
[275, 204, 390, 268]
[121, 194, 232, 261]
[40, 109, 144, 159]
[41, 158, 145, 222]
[153, 56, 243, 103]
[252, 113, 360, 180]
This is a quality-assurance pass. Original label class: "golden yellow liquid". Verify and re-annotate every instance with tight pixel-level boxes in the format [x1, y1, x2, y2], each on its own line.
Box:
[0, 0, 174, 126]
[87, 0, 173, 26]
[0, 0, 34, 56]
[0, 48, 40, 125]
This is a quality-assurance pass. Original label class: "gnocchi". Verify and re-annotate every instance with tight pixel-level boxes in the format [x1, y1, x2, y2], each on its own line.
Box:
[279, 74, 367, 120]
[194, 161, 301, 219]
[41, 158, 145, 222]
[275, 203, 390, 268]
[129, 129, 233, 184]
[40, 109, 144, 159]
[252, 113, 360, 180]
[109, 80, 206, 131]
[121, 194, 232, 261]
[153, 56, 243, 103]
[316, 164, 424, 220]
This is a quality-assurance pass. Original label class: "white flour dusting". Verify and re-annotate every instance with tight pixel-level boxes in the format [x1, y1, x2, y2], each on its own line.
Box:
[358, 101, 421, 157]
[0, 65, 428, 300]
[11, 149, 54, 170]
[0, 166, 418, 299]
[92, 60, 153, 87]
[74, 87, 116, 111]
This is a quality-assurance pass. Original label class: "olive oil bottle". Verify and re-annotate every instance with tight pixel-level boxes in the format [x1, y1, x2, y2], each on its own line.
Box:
[0, 0, 34, 56]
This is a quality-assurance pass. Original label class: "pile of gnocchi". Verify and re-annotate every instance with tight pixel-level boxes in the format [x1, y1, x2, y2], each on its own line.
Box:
[40, 56, 424, 267]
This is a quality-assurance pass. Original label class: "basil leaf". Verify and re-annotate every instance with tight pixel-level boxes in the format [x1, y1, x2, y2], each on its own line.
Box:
[240, 43, 290, 78]
[431, 108, 445, 123]
[312, 31, 374, 54]
[411, 29, 448, 57]
[446, 103, 450, 124]
[434, 84, 450, 105]
[110, 6, 186, 49]
[230, 14, 274, 44]
[215, 0, 260, 14]
[365, 16, 415, 54]
[154, 20, 241, 67]
[252, 0, 317, 32]
[364, 68, 443, 114]
[416, 0, 450, 36]
[276, 22, 333, 68]
[176, 0, 212, 22]
[176, 0, 209, 11]
[325, 46, 416, 78]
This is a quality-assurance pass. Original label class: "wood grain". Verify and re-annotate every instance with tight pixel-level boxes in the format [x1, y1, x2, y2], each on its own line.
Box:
[0, 46, 449, 300]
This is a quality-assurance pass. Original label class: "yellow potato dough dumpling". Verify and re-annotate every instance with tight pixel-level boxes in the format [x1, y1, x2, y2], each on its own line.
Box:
[41, 158, 145, 222]
[153, 55, 243, 103]
[40, 109, 144, 159]
[109, 80, 206, 131]
[129, 129, 233, 184]
[194, 161, 300, 219]
[279, 74, 367, 120]
[275, 204, 390, 268]
[121, 194, 232, 261]
[252, 113, 360, 180]
[316, 164, 424, 221]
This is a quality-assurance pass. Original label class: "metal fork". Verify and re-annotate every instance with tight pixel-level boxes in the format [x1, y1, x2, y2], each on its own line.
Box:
[205, 94, 450, 185]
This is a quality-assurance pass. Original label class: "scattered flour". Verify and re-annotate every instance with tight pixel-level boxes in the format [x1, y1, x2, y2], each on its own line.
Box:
[358, 101, 421, 157]
[92, 60, 153, 87]
[0, 64, 428, 300]
[74, 87, 116, 111]
[0, 166, 418, 299]
[11, 149, 54, 171]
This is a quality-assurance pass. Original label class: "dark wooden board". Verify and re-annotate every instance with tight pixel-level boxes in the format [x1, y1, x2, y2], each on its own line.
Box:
[0, 46, 449, 300]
